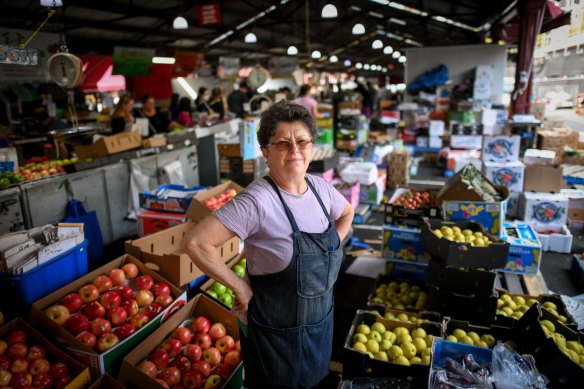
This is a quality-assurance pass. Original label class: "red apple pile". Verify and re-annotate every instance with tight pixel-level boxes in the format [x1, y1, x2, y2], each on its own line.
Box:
[392, 190, 436, 210]
[202, 189, 238, 211]
[16, 159, 77, 182]
[44, 263, 175, 354]
[0, 328, 75, 389]
[138, 316, 242, 389]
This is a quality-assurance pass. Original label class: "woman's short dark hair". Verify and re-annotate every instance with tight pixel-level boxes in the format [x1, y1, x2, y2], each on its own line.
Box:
[257, 100, 317, 148]
[179, 97, 191, 111]
[298, 84, 310, 97]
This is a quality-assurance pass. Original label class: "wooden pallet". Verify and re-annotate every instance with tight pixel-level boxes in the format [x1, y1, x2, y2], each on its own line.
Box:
[494, 270, 549, 296]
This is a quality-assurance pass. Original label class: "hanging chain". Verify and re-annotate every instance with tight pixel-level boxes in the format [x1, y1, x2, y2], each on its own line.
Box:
[19, 8, 56, 49]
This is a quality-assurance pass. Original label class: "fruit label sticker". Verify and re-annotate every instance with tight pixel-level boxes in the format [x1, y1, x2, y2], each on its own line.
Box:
[531, 202, 565, 224]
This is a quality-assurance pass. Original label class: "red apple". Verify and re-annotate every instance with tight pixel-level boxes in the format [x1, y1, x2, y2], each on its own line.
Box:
[0, 355, 10, 370]
[32, 373, 53, 389]
[114, 323, 136, 341]
[149, 348, 170, 369]
[159, 367, 181, 387]
[215, 335, 235, 354]
[170, 356, 191, 375]
[10, 372, 32, 389]
[65, 314, 90, 335]
[204, 374, 222, 389]
[143, 303, 162, 319]
[172, 327, 192, 345]
[129, 313, 150, 329]
[108, 268, 126, 286]
[135, 290, 154, 307]
[202, 347, 221, 366]
[90, 317, 111, 337]
[49, 362, 69, 378]
[0, 370, 12, 387]
[45, 305, 71, 326]
[116, 285, 134, 301]
[76, 331, 97, 349]
[83, 301, 106, 321]
[100, 291, 121, 310]
[214, 362, 234, 379]
[156, 378, 170, 389]
[182, 344, 202, 363]
[224, 350, 241, 367]
[161, 338, 182, 358]
[135, 275, 154, 291]
[7, 343, 28, 359]
[60, 293, 83, 314]
[152, 282, 171, 296]
[0, 340, 7, 355]
[192, 360, 211, 378]
[54, 374, 72, 389]
[26, 345, 45, 360]
[93, 275, 113, 293]
[121, 263, 139, 280]
[95, 333, 119, 353]
[155, 294, 174, 308]
[235, 339, 241, 352]
[78, 284, 100, 303]
[6, 330, 27, 345]
[208, 323, 226, 341]
[192, 316, 210, 334]
[193, 333, 212, 350]
[137, 360, 157, 378]
[107, 306, 128, 327]
[10, 358, 28, 373]
[120, 299, 139, 316]
[182, 370, 203, 389]
[29, 358, 50, 375]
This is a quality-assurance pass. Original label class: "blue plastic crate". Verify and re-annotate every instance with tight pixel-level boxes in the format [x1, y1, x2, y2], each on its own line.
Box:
[432, 340, 493, 369]
[0, 240, 89, 310]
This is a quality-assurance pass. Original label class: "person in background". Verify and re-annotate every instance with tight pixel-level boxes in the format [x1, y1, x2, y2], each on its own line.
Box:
[294, 84, 326, 119]
[135, 95, 183, 136]
[177, 97, 193, 127]
[24, 106, 70, 159]
[209, 87, 228, 119]
[110, 95, 135, 134]
[169, 93, 180, 121]
[278, 86, 292, 100]
[355, 81, 372, 117]
[195, 87, 220, 121]
[182, 100, 354, 389]
[227, 82, 250, 118]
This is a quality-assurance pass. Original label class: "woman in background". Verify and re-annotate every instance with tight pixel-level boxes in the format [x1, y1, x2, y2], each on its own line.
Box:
[177, 97, 193, 127]
[111, 95, 135, 134]
[209, 87, 228, 119]
[294, 84, 326, 119]
[196, 87, 220, 121]
[135, 95, 183, 135]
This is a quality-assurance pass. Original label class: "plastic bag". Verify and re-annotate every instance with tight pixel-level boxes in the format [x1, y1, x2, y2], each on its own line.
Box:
[341, 377, 410, 389]
[491, 343, 548, 389]
[430, 354, 491, 389]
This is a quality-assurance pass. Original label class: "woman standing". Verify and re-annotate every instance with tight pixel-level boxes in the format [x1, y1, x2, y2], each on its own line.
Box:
[111, 95, 135, 134]
[294, 84, 326, 119]
[195, 87, 220, 121]
[135, 95, 182, 136]
[177, 97, 193, 127]
[182, 100, 354, 389]
[209, 87, 228, 119]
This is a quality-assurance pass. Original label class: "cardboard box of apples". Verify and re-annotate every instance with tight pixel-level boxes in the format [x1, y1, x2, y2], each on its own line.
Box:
[0, 317, 90, 389]
[29, 255, 187, 380]
[118, 293, 243, 389]
[442, 318, 516, 350]
[384, 188, 441, 227]
[201, 254, 246, 310]
[494, 291, 576, 329]
[186, 182, 243, 222]
[367, 276, 430, 312]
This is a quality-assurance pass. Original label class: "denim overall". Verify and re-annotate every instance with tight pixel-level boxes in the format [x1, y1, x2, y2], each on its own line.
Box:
[240, 176, 344, 389]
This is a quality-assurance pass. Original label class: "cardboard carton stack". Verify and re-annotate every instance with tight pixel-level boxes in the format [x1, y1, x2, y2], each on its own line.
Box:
[536, 127, 579, 164]
[388, 149, 411, 189]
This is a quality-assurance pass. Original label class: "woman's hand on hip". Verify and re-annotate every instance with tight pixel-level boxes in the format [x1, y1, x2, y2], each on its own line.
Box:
[233, 280, 253, 315]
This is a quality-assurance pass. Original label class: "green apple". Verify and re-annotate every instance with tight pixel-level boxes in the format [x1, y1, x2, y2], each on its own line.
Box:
[452, 329, 466, 340]
[542, 301, 557, 311]
[219, 293, 233, 307]
[393, 327, 408, 337]
[365, 339, 379, 353]
[237, 258, 247, 268]
[373, 351, 389, 362]
[459, 336, 474, 345]
[369, 331, 382, 342]
[400, 342, 417, 358]
[371, 322, 386, 334]
[476, 340, 488, 348]
[207, 290, 218, 299]
[540, 320, 555, 333]
[425, 335, 434, 348]
[421, 348, 431, 358]
[353, 333, 368, 344]
[445, 335, 458, 342]
[356, 324, 371, 335]
[411, 328, 427, 339]
[397, 333, 412, 345]
[553, 332, 566, 346]
[467, 331, 480, 344]
[566, 341, 582, 354]
[380, 340, 392, 351]
[412, 338, 427, 353]
[480, 334, 496, 348]
[409, 356, 422, 364]
[232, 265, 246, 277]
[393, 355, 410, 366]
[526, 298, 539, 307]
[421, 355, 431, 365]
[396, 313, 409, 322]
[383, 312, 395, 320]
[212, 282, 227, 296]
[352, 342, 367, 352]
[383, 331, 397, 344]
[387, 345, 403, 360]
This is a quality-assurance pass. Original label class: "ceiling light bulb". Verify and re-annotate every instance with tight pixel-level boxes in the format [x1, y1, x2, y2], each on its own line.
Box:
[364, 64, 370, 70]
[312, 50, 322, 59]
[383, 46, 394, 55]
[287, 45, 298, 55]
[41, 0, 63, 6]
[244, 32, 257, 43]
[399, 56, 406, 63]
[382, 68, 387, 73]
[321, 4, 338, 18]
[330, 55, 338, 63]
[352, 23, 365, 35]
[344, 59, 351, 67]
[372, 40, 383, 49]
[173, 16, 188, 29]
[152, 57, 176, 64]
[356, 62, 363, 69]
[392, 51, 401, 59]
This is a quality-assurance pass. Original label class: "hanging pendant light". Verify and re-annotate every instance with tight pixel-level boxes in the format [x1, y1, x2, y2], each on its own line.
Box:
[399, 56, 407, 63]
[383, 46, 393, 55]
[356, 62, 363, 69]
[352, 23, 365, 35]
[311, 50, 322, 59]
[173, 16, 188, 29]
[364, 64, 370, 70]
[392, 51, 401, 59]
[344, 59, 351, 67]
[245, 32, 257, 43]
[372, 40, 383, 49]
[287, 45, 298, 55]
[329, 55, 338, 63]
[321, 4, 338, 18]
[40, 0, 63, 6]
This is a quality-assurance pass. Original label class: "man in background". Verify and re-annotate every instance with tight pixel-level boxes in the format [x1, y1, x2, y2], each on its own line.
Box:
[227, 82, 250, 118]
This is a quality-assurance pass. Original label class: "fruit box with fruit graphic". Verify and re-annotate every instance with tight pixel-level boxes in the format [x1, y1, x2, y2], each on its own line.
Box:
[481, 135, 521, 162]
[186, 181, 244, 222]
[139, 184, 207, 214]
[0, 318, 91, 389]
[499, 222, 542, 275]
[343, 310, 442, 389]
[29, 255, 187, 380]
[514, 304, 584, 386]
[382, 224, 430, 262]
[520, 192, 569, 227]
[125, 222, 240, 288]
[118, 293, 243, 389]
[482, 161, 525, 192]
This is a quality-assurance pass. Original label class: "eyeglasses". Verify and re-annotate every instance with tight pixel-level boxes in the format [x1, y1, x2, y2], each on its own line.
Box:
[267, 139, 313, 151]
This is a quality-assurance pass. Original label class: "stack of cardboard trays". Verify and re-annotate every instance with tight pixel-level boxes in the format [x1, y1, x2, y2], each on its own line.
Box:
[388, 149, 411, 188]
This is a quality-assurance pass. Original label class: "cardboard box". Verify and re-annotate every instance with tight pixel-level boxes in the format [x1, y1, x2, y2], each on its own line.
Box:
[118, 294, 243, 389]
[358, 172, 386, 205]
[421, 220, 509, 269]
[310, 168, 334, 184]
[186, 181, 244, 223]
[387, 176, 409, 189]
[30, 255, 187, 380]
[449, 156, 482, 173]
[500, 222, 542, 275]
[495, 290, 575, 329]
[137, 210, 187, 237]
[523, 164, 564, 193]
[88, 374, 126, 389]
[382, 224, 430, 262]
[481, 135, 521, 162]
[239, 119, 261, 160]
[125, 222, 240, 287]
[482, 161, 525, 192]
[441, 192, 508, 238]
[523, 148, 556, 165]
[74, 132, 142, 160]
[428, 286, 498, 325]
[384, 257, 429, 283]
[533, 224, 573, 253]
[367, 275, 430, 311]
[366, 303, 440, 324]
[389, 149, 411, 166]
[139, 185, 206, 214]
[334, 180, 360, 209]
[427, 260, 496, 295]
[388, 164, 409, 180]
[560, 189, 584, 221]
[449, 135, 483, 150]
[475, 109, 497, 126]
[0, 318, 91, 389]
[443, 318, 515, 348]
[506, 191, 521, 219]
[384, 188, 441, 227]
[142, 136, 167, 148]
[339, 162, 378, 185]
[200, 253, 245, 309]
[520, 192, 569, 226]
[217, 143, 241, 158]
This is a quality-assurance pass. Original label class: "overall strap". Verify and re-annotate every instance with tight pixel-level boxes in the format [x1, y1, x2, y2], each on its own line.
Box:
[305, 176, 333, 224]
[263, 176, 300, 233]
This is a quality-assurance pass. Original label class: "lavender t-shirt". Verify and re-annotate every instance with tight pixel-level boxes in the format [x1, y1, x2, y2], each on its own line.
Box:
[214, 175, 347, 275]
[293, 96, 317, 113]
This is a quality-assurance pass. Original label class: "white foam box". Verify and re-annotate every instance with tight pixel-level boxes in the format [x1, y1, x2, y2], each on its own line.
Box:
[519, 192, 569, 226]
[482, 161, 525, 192]
[429, 136, 443, 149]
[532, 224, 573, 254]
[523, 149, 556, 165]
[476, 109, 497, 126]
[482, 135, 521, 162]
[450, 135, 483, 150]
[429, 120, 445, 136]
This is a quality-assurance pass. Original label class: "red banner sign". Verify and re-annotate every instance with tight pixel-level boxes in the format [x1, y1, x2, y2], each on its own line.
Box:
[198, 3, 221, 26]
